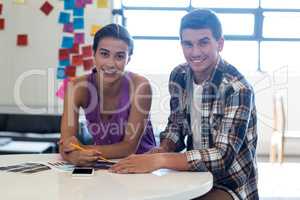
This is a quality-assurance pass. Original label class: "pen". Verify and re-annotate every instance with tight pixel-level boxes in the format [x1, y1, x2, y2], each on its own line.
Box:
[70, 143, 114, 163]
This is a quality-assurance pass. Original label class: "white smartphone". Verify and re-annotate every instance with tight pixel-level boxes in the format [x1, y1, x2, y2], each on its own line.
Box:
[72, 167, 94, 176]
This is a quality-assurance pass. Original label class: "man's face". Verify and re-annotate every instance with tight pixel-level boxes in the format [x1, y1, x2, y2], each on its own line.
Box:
[181, 28, 224, 74]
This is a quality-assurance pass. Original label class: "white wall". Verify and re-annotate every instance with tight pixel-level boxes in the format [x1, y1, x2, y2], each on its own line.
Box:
[0, 0, 112, 113]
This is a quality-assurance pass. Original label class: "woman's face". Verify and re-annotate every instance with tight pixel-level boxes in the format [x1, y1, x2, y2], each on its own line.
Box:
[94, 37, 130, 84]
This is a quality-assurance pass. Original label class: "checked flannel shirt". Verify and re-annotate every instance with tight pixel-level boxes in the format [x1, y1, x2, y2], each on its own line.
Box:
[160, 59, 259, 199]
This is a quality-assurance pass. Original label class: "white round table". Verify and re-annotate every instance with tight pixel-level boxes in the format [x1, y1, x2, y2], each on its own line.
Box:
[0, 154, 213, 200]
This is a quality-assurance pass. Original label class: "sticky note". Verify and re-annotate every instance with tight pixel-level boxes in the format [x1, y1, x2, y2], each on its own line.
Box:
[73, 7, 84, 16]
[72, 55, 83, 66]
[14, 0, 25, 4]
[40, 1, 53, 16]
[83, 59, 94, 71]
[65, 66, 76, 77]
[17, 34, 28, 46]
[59, 59, 70, 67]
[82, 45, 93, 58]
[64, 0, 75, 10]
[74, 17, 84, 29]
[90, 24, 101, 36]
[57, 67, 66, 80]
[70, 43, 79, 54]
[61, 36, 74, 48]
[74, 32, 84, 44]
[84, 0, 93, 4]
[58, 12, 70, 24]
[0, 18, 4, 30]
[75, 0, 85, 8]
[55, 78, 69, 99]
[97, 0, 108, 8]
[59, 49, 70, 60]
[63, 23, 74, 33]
[0, 4, 3, 15]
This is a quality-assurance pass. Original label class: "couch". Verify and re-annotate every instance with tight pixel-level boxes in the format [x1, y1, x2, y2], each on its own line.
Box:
[0, 113, 61, 153]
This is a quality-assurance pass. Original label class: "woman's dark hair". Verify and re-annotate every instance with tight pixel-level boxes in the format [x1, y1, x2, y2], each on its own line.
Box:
[180, 9, 223, 40]
[93, 23, 134, 56]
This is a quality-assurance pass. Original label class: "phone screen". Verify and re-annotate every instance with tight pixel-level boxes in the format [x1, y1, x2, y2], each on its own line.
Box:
[72, 168, 94, 175]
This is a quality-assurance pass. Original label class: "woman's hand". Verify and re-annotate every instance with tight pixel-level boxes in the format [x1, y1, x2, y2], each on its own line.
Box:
[109, 154, 163, 174]
[59, 136, 101, 166]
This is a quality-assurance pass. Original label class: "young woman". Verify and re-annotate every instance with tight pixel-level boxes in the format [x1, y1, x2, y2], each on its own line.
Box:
[59, 24, 156, 166]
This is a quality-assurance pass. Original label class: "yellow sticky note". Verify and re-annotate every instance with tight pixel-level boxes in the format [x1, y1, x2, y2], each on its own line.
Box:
[97, 0, 108, 8]
[14, 0, 25, 4]
[90, 24, 102, 36]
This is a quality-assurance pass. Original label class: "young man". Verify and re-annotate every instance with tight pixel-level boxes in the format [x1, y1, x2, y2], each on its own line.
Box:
[110, 9, 258, 200]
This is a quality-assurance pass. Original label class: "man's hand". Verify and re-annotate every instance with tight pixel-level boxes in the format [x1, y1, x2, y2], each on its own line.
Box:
[109, 154, 163, 174]
[146, 147, 168, 154]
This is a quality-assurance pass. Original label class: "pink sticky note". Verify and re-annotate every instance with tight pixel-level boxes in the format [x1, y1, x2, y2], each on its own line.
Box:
[84, 0, 93, 4]
[63, 23, 74, 33]
[74, 32, 84, 44]
[75, 0, 85, 8]
[55, 78, 69, 100]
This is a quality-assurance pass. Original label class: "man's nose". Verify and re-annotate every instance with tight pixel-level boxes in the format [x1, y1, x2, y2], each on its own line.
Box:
[191, 46, 203, 57]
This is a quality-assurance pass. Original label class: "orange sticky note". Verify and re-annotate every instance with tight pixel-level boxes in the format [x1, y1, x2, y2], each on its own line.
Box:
[65, 66, 76, 77]
[72, 55, 83, 66]
[82, 45, 93, 58]
[83, 59, 94, 71]
[90, 24, 101, 36]
[97, 0, 108, 8]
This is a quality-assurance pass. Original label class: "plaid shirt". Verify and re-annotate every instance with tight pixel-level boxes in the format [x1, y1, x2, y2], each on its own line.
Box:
[160, 59, 258, 200]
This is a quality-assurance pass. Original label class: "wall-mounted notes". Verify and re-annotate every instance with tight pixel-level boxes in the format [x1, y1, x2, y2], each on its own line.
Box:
[17, 34, 28, 46]
[90, 24, 101, 36]
[14, 0, 26, 4]
[0, 18, 4, 30]
[40, 1, 53, 16]
[97, 0, 108, 8]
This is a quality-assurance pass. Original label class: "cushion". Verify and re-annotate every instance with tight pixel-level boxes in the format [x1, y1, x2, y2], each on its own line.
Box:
[5, 114, 61, 133]
[0, 114, 7, 131]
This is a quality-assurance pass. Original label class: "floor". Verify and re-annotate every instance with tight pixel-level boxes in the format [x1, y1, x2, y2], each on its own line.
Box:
[258, 156, 300, 200]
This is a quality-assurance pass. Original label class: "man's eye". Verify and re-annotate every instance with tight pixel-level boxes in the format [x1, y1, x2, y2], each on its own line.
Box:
[116, 54, 125, 60]
[182, 43, 192, 48]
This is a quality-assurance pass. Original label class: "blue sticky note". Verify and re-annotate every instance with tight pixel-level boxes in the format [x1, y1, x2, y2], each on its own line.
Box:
[73, 8, 84, 17]
[59, 12, 70, 24]
[74, 17, 84, 29]
[61, 36, 74, 48]
[59, 59, 70, 67]
[57, 67, 66, 80]
[64, 0, 75, 10]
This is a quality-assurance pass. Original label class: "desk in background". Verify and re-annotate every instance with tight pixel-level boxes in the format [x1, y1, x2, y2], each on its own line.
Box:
[0, 154, 213, 200]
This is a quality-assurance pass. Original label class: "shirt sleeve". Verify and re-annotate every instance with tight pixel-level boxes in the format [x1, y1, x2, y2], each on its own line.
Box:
[160, 68, 187, 152]
[185, 88, 254, 173]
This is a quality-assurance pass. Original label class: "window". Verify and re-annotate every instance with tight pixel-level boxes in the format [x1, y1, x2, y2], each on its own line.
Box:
[124, 10, 187, 37]
[217, 13, 255, 35]
[118, 0, 300, 74]
[192, 0, 259, 8]
[263, 12, 300, 38]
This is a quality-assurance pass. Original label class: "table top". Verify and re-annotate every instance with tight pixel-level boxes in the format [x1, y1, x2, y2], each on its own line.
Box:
[0, 154, 213, 200]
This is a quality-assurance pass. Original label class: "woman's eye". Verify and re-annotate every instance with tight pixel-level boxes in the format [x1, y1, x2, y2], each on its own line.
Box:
[100, 51, 109, 57]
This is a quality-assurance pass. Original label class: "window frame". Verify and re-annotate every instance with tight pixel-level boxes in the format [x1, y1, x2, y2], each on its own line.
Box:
[114, 0, 300, 72]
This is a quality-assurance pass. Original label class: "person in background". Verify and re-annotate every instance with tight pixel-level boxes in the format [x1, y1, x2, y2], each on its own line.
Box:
[59, 24, 156, 166]
[110, 9, 258, 200]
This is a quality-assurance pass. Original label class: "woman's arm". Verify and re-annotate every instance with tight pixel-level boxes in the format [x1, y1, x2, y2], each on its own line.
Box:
[60, 77, 100, 165]
[88, 74, 152, 158]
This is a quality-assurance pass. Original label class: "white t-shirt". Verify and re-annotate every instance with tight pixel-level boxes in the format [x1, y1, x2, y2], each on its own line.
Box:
[190, 81, 203, 150]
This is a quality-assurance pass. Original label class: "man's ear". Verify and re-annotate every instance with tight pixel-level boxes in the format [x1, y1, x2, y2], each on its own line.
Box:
[217, 37, 224, 52]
